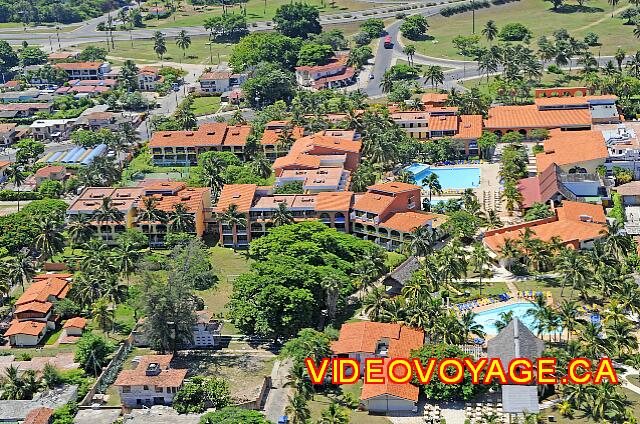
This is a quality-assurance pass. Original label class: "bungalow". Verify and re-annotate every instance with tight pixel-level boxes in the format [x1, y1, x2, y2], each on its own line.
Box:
[295, 55, 356, 90]
[61, 317, 87, 342]
[199, 70, 247, 93]
[190, 311, 223, 348]
[4, 320, 48, 347]
[54, 62, 111, 81]
[114, 355, 187, 408]
[332, 322, 423, 413]
[33, 165, 67, 188]
[138, 67, 164, 91]
[48, 52, 79, 62]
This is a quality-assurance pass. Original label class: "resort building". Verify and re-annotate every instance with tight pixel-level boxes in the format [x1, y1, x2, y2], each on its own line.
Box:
[199, 70, 247, 93]
[6, 274, 72, 347]
[114, 355, 187, 408]
[351, 182, 447, 251]
[275, 167, 351, 193]
[148, 123, 252, 165]
[295, 55, 356, 90]
[214, 184, 353, 249]
[67, 184, 211, 246]
[598, 122, 640, 179]
[260, 121, 305, 161]
[331, 322, 423, 413]
[138, 67, 164, 91]
[66, 187, 145, 244]
[535, 129, 609, 174]
[74, 111, 138, 131]
[190, 311, 223, 348]
[54, 62, 111, 80]
[134, 182, 212, 247]
[62, 317, 87, 340]
[483, 201, 607, 258]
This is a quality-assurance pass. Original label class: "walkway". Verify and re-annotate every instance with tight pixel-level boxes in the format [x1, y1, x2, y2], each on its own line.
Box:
[263, 359, 293, 422]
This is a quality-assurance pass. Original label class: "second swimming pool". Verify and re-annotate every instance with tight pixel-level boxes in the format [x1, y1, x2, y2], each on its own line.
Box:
[472, 302, 559, 335]
[405, 163, 481, 190]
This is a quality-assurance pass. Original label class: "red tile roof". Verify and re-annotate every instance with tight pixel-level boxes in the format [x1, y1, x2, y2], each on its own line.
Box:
[352, 192, 395, 214]
[148, 124, 251, 148]
[260, 126, 304, 146]
[214, 184, 257, 213]
[535, 129, 608, 173]
[484, 105, 592, 129]
[16, 277, 70, 306]
[379, 211, 447, 233]
[114, 355, 185, 388]
[315, 191, 353, 211]
[200, 71, 232, 80]
[361, 361, 420, 402]
[55, 61, 103, 70]
[421, 93, 448, 104]
[533, 95, 617, 107]
[154, 187, 209, 213]
[518, 164, 562, 209]
[332, 322, 423, 357]
[34, 165, 65, 178]
[368, 181, 421, 194]
[555, 200, 606, 223]
[64, 317, 87, 329]
[15, 301, 53, 315]
[5, 320, 47, 336]
[295, 55, 348, 72]
[429, 115, 458, 132]
[454, 115, 484, 139]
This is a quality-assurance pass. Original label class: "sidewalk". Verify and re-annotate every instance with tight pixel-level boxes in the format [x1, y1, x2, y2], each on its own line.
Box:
[264, 359, 293, 422]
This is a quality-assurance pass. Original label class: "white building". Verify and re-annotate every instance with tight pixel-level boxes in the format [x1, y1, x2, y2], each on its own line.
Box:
[114, 355, 187, 408]
[30, 119, 76, 141]
[191, 311, 223, 348]
[199, 70, 247, 93]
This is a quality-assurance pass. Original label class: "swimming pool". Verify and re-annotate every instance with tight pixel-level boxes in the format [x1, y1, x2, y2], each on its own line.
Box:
[405, 163, 480, 190]
[473, 302, 559, 335]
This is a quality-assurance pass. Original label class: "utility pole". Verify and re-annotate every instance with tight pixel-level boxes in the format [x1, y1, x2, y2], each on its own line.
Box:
[472, 0, 476, 34]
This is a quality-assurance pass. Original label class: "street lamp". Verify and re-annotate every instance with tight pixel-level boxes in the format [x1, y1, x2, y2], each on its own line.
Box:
[205, 42, 213, 65]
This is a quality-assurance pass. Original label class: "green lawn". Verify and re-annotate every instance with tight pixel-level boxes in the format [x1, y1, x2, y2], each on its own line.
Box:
[196, 247, 252, 319]
[71, 35, 233, 65]
[550, 387, 640, 423]
[191, 95, 222, 116]
[144, 0, 370, 28]
[407, 0, 639, 59]
[452, 281, 509, 302]
[43, 328, 64, 346]
[308, 381, 392, 424]
[514, 278, 599, 305]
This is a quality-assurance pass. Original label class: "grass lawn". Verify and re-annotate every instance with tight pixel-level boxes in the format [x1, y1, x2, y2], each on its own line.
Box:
[308, 381, 392, 424]
[452, 281, 509, 302]
[406, 0, 639, 59]
[44, 328, 64, 346]
[191, 96, 222, 116]
[172, 352, 275, 402]
[144, 0, 370, 29]
[71, 35, 233, 65]
[514, 278, 598, 305]
[196, 247, 252, 318]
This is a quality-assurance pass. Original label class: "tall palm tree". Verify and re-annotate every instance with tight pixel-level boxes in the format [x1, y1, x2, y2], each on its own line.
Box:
[272, 202, 294, 227]
[423, 65, 444, 89]
[608, 0, 619, 17]
[219, 204, 247, 251]
[379, 73, 394, 94]
[252, 153, 272, 179]
[153, 31, 167, 61]
[34, 216, 65, 262]
[276, 127, 297, 154]
[67, 214, 94, 251]
[201, 154, 226, 201]
[557, 249, 590, 300]
[7, 253, 35, 293]
[614, 47, 626, 70]
[499, 238, 520, 271]
[600, 220, 634, 261]
[557, 300, 583, 343]
[93, 197, 125, 225]
[471, 242, 490, 293]
[404, 225, 436, 257]
[5, 165, 25, 211]
[175, 29, 191, 59]
[137, 197, 167, 225]
[321, 275, 341, 324]
[113, 241, 139, 284]
[284, 392, 311, 424]
[482, 20, 498, 43]
[284, 362, 313, 400]
[92, 297, 115, 336]
[494, 310, 514, 332]
[363, 286, 388, 321]
[459, 310, 486, 341]
[422, 173, 442, 204]
[167, 202, 195, 233]
[403, 44, 416, 66]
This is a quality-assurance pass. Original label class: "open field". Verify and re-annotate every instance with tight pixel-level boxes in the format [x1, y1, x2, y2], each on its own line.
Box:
[70, 35, 233, 65]
[142, 0, 371, 29]
[191, 95, 222, 116]
[405, 0, 639, 59]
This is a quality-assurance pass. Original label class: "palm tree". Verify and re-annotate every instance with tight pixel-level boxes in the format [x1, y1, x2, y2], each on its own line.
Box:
[319, 401, 350, 424]
[219, 204, 247, 251]
[284, 362, 313, 400]
[284, 392, 311, 424]
[471, 242, 490, 293]
[113, 241, 139, 284]
[403, 44, 416, 66]
[34, 216, 65, 262]
[482, 20, 498, 43]
[556, 400, 574, 418]
[153, 31, 167, 61]
[423, 65, 444, 89]
[321, 276, 341, 324]
[252, 153, 272, 179]
[167, 202, 195, 233]
[499, 238, 520, 271]
[494, 310, 514, 332]
[276, 127, 297, 154]
[175, 29, 191, 60]
[379, 73, 393, 94]
[272, 202, 294, 227]
[600, 220, 634, 261]
[608, 0, 619, 17]
[92, 297, 115, 336]
[5, 165, 25, 211]
[404, 225, 436, 257]
[1, 365, 39, 400]
[7, 253, 35, 293]
[477, 52, 498, 83]
[93, 197, 125, 225]
[67, 214, 94, 251]
[459, 310, 486, 341]
[363, 287, 388, 321]
[614, 47, 626, 70]
[422, 173, 442, 204]
[201, 154, 226, 201]
[557, 300, 583, 343]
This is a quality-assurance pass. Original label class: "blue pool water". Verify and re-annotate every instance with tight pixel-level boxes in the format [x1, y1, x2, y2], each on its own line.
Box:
[405, 164, 480, 190]
[473, 302, 559, 335]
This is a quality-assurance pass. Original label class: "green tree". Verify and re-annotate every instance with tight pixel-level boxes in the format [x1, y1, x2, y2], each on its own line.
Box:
[5, 165, 26, 211]
[482, 20, 499, 43]
[272, 202, 294, 226]
[285, 392, 311, 424]
[175, 29, 192, 59]
[18, 45, 47, 67]
[199, 407, 270, 424]
[400, 15, 429, 40]
[273, 2, 321, 39]
[78, 46, 108, 61]
[524, 202, 554, 221]
[422, 173, 442, 203]
[423, 65, 444, 89]
[0, 40, 18, 74]
[173, 377, 231, 414]
[153, 31, 167, 60]
[34, 215, 64, 262]
[118, 60, 139, 92]
[168, 202, 196, 233]
[360, 18, 385, 38]
[319, 402, 350, 424]
[229, 32, 302, 72]
[296, 43, 333, 66]
[74, 333, 114, 375]
[242, 63, 296, 108]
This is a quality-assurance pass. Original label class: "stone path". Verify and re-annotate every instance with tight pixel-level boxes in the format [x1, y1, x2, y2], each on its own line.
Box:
[264, 359, 293, 423]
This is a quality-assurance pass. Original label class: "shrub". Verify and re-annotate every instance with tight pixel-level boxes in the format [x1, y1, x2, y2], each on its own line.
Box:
[498, 23, 531, 41]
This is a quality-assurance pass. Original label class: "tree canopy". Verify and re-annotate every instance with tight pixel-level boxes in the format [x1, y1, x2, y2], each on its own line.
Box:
[273, 2, 322, 39]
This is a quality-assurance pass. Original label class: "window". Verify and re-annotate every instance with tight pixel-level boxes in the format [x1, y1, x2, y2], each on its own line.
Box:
[143, 385, 149, 391]
[156, 386, 163, 393]
[123, 386, 131, 393]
